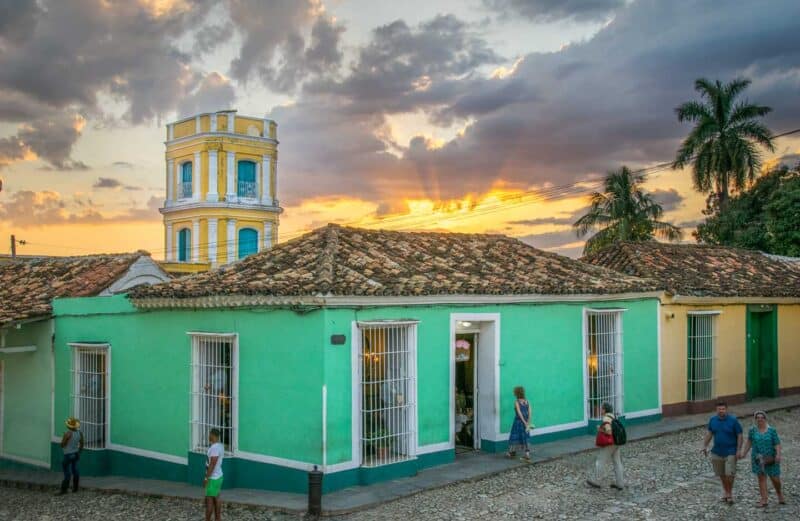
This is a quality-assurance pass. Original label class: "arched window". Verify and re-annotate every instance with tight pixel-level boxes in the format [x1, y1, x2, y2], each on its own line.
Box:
[237, 160, 256, 198]
[180, 162, 193, 198]
[238, 228, 258, 259]
[178, 228, 191, 262]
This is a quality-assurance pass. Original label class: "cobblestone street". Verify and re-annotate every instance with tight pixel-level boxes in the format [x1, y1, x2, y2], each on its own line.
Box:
[2, 409, 798, 520]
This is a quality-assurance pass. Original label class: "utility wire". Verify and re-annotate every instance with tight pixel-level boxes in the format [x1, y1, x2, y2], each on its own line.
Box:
[19, 126, 800, 255]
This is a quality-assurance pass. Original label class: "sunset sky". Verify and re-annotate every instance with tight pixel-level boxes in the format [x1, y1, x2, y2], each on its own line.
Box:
[1, 0, 798, 259]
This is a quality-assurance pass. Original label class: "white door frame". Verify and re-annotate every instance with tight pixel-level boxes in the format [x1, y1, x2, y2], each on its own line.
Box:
[450, 313, 500, 450]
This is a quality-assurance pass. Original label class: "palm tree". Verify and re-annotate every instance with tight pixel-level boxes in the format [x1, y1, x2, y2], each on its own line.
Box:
[672, 78, 774, 207]
[574, 166, 682, 255]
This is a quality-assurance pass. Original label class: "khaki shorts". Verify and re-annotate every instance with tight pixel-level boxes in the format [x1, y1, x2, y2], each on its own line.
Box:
[711, 454, 737, 477]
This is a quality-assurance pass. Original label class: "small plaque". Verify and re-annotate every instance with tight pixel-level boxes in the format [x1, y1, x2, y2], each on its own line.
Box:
[330, 334, 346, 345]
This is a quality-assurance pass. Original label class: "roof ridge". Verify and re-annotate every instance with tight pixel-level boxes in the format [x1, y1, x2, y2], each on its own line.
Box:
[314, 224, 340, 293]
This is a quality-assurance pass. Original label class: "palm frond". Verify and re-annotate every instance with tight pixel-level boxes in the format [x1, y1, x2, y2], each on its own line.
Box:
[729, 102, 772, 126]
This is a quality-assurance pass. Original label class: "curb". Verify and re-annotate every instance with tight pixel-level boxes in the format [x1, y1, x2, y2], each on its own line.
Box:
[1, 403, 796, 517]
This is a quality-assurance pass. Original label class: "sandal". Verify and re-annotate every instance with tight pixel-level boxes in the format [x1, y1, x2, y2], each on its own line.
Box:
[757, 501, 767, 508]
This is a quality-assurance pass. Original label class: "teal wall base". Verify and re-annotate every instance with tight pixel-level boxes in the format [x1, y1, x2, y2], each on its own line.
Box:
[50, 443, 185, 482]
[187, 452, 310, 493]
[0, 456, 49, 472]
[481, 423, 592, 452]
[323, 449, 454, 492]
[44, 445, 453, 494]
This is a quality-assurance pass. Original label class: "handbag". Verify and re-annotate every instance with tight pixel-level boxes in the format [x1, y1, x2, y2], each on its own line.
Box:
[596, 430, 614, 447]
[757, 454, 776, 467]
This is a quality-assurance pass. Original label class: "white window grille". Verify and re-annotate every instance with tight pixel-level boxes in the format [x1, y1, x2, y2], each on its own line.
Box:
[586, 311, 624, 420]
[190, 333, 236, 453]
[687, 313, 716, 401]
[70, 344, 109, 449]
[358, 322, 417, 468]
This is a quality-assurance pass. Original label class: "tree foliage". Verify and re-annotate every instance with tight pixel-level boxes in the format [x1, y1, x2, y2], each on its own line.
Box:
[695, 163, 800, 256]
[673, 78, 774, 206]
[574, 166, 682, 255]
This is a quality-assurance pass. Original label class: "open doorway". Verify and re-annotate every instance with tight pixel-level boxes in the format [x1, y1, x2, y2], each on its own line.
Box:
[454, 331, 478, 452]
[452, 315, 499, 455]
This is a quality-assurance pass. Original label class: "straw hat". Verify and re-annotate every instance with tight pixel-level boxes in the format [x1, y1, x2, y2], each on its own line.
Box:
[65, 417, 80, 430]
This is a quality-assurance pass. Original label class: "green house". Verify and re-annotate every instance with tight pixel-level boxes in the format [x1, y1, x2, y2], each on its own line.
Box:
[42, 225, 662, 493]
[0, 252, 170, 470]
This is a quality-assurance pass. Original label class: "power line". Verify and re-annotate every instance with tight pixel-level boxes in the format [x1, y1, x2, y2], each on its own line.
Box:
[17, 126, 800, 256]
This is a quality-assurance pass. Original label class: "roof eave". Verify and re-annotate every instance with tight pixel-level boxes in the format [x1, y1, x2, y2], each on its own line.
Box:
[130, 290, 666, 311]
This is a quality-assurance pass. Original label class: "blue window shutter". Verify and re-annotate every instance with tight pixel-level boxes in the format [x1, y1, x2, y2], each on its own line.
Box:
[237, 161, 256, 197]
[238, 228, 258, 259]
[181, 162, 192, 182]
[178, 229, 190, 261]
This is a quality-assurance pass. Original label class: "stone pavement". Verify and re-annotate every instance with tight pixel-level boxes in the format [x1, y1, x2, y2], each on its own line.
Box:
[1, 394, 798, 516]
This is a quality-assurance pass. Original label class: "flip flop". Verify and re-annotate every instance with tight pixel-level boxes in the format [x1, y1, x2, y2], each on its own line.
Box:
[756, 501, 767, 508]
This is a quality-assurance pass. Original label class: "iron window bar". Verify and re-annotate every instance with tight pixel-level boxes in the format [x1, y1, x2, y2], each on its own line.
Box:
[69, 344, 109, 450]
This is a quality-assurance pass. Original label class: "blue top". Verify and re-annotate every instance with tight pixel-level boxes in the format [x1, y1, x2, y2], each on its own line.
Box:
[708, 415, 743, 456]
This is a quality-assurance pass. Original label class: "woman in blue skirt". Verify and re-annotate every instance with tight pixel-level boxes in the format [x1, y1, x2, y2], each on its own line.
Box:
[739, 411, 785, 508]
[506, 386, 532, 461]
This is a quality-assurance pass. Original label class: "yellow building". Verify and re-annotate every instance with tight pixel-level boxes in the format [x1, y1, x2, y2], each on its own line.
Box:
[584, 242, 800, 416]
[160, 110, 281, 274]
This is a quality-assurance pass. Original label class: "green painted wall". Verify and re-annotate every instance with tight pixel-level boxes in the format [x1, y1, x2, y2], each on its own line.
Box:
[0, 320, 52, 467]
[49, 295, 659, 491]
[53, 295, 324, 466]
[322, 299, 660, 466]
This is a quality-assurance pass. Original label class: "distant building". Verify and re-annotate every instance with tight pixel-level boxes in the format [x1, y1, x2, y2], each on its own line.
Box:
[160, 110, 281, 275]
[583, 241, 800, 416]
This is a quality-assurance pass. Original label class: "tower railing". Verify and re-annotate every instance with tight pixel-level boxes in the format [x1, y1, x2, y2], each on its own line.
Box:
[237, 180, 257, 199]
[180, 181, 193, 199]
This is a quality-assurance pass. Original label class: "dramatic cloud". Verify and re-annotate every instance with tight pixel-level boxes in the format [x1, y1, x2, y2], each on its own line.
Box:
[484, 0, 625, 22]
[176, 72, 237, 118]
[650, 188, 684, 212]
[0, 0, 224, 168]
[305, 14, 502, 115]
[0, 190, 162, 227]
[260, 0, 800, 260]
[227, 0, 340, 92]
[519, 229, 584, 258]
[93, 178, 123, 189]
[0, 113, 88, 170]
[0, 0, 41, 43]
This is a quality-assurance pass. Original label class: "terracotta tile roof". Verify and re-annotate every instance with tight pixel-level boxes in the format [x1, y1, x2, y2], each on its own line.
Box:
[0, 251, 150, 326]
[581, 242, 800, 298]
[130, 224, 657, 302]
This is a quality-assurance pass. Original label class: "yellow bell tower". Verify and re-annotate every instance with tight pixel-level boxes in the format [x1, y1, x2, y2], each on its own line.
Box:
[160, 110, 281, 273]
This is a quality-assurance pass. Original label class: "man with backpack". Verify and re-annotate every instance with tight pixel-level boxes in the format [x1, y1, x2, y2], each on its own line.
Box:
[587, 402, 626, 490]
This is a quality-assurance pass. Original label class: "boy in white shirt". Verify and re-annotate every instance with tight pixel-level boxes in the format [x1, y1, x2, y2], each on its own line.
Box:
[204, 428, 224, 521]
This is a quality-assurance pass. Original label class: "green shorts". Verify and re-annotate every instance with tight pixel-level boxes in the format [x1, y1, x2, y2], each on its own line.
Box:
[205, 477, 223, 497]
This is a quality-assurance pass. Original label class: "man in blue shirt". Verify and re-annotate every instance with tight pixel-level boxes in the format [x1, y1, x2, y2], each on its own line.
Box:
[702, 401, 743, 503]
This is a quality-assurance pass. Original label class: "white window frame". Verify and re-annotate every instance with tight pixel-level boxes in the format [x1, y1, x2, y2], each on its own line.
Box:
[583, 309, 624, 420]
[355, 321, 418, 468]
[69, 343, 110, 450]
[687, 311, 719, 402]
[188, 332, 238, 455]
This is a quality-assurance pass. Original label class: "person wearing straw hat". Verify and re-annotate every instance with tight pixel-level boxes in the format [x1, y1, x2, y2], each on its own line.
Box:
[58, 417, 84, 495]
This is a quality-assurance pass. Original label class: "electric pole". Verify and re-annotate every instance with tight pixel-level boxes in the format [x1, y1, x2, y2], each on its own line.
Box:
[10, 235, 16, 258]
